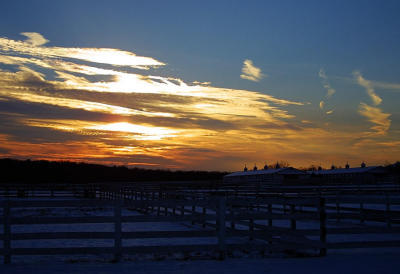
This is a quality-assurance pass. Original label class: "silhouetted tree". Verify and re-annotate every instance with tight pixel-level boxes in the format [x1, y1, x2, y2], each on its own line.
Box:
[299, 164, 318, 171]
[267, 160, 290, 169]
[0, 158, 228, 185]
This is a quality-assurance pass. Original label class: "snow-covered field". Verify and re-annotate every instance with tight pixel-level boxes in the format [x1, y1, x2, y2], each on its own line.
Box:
[2, 253, 400, 274]
[1, 196, 400, 273]
[1, 197, 254, 264]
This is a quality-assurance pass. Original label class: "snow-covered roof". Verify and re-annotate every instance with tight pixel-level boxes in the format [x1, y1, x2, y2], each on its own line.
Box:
[224, 167, 306, 177]
[309, 166, 385, 175]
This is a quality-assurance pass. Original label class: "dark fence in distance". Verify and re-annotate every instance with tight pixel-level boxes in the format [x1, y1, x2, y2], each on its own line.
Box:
[1, 191, 400, 264]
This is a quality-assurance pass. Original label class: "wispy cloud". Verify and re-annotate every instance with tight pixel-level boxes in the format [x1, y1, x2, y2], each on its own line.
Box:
[319, 101, 333, 114]
[358, 103, 391, 135]
[0, 33, 312, 169]
[372, 81, 400, 91]
[20, 32, 49, 46]
[0, 33, 398, 169]
[353, 72, 390, 135]
[353, 71, 382, 106]
[318, 69, 336, 116]
[240, 59, 265, 82]
[0, 34, 164, 69]
[318, 68, 336, 98]
[0, 89, 173, 118]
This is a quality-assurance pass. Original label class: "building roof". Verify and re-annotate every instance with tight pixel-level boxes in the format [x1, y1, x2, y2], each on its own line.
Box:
[224, 167, 306, 178]
[309, 166, 385, 175]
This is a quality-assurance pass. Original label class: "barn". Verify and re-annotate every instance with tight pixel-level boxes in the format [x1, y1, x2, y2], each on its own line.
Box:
[223, 165, 307, 186]
[309, 164, 388, 184]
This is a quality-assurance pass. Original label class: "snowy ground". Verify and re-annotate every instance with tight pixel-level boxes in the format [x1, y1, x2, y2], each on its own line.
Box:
[2, 196, 400, 272]
[2, 253, 400, 274]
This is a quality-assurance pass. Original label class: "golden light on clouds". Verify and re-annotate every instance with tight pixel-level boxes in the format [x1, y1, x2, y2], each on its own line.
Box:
[0, 33, 164, 69]
[358, 103, 391, 136]
[0, 90, 174, 118]
[88, 122, 179, 140]
[0, 32, 398, 170]
[240, 59, 265, 82]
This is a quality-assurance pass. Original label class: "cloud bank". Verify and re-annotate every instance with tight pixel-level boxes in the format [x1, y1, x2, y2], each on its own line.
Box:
[0, 33, 314, 169]
[0, 33, 398, 169]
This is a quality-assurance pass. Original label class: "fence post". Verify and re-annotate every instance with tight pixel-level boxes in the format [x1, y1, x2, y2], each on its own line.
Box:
[191, 198, 196, 225]
[202, 207, 207, 228]
[114, 202, 122, 262]
[336, 193, 340, 222]
[386, 194, 391, 228]
[268, 203, 272, 227]
[3, 201, 11, 264]
[360, 200, 364, 224]
[249, 218, 254, 240]
[230, 205, 235, 229]
[151, 192, 155, 212]
[319, 197, 327, 256]
[217, 196, 226, 260]
[290, 204, 296, 230]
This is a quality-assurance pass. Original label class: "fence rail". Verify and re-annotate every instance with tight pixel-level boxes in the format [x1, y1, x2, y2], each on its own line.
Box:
[1, 191, 400, 264]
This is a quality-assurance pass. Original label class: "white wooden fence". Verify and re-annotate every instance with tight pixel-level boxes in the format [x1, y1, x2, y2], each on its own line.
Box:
[1, 194, 400, 264]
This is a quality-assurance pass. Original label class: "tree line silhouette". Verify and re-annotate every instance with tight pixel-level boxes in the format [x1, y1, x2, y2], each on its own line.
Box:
[0, 158, 228, 184]
[1, 158, 398, 185]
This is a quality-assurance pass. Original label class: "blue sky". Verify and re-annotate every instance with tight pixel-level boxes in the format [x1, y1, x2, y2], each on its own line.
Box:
[2, 1, 399, 86]
[0, 1, 399, 170]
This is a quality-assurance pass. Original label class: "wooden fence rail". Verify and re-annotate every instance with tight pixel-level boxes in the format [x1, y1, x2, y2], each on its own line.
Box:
[96, 189, 400, 255]
[1, 193, 400, 264]
[0, 197, 325, 264]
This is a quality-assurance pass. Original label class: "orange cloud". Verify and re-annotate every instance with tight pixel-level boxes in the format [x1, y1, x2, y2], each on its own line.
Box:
[0, 33, 399, 170]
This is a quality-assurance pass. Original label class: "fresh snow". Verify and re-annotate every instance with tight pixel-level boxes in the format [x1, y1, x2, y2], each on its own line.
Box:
[1, 253, 400, 274]
[1, 196, 400, 272]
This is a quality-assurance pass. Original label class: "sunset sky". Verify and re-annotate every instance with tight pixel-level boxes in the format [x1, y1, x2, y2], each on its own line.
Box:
[0, 1, 399, 171]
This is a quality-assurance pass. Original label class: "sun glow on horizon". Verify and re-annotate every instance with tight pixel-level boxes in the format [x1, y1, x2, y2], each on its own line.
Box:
[0, 31, 399, 170]
[88, 122, 179, 140]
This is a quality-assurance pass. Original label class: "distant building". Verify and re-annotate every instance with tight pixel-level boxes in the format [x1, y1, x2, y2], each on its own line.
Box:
[309, 163, 388, 184]
[223, 166, 307, 185]
[224, 162, 391, 186]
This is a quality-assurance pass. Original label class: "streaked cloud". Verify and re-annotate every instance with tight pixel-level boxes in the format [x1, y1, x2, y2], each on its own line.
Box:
[0, 32, 398, 170]
[240, 59, 265, 82]
[353, 72, 390, 136]
[0, 90, 174, 118]
[353, 71, 382, 106]
[376, 140, 400, 148]
[358, 103, 391, 135]
[372, 80, 400, 91]
[0, 33, 311, 169]
[88, 122, 179, 141]
[0, 34, 164, 69]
